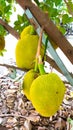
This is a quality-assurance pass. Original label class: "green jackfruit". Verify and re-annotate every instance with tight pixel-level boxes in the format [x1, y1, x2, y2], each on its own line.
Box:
[0, 36, 5, 50]
[30, 73, 66, 117]
[22, 69, 39, 100]
[15, 25, 45, 69]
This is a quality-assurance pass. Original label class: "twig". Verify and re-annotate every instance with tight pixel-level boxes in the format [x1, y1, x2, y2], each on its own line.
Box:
[0, 114, 28, 119]
[36, 27, 44, 59]
[0, 114, 39, 121]
[0, 63, 27, 72]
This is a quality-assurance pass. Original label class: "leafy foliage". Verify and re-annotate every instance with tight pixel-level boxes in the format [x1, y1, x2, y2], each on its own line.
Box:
[0, 0, 15, 22]
[14, 14, 30, 35]
[38, 0, 73, 35]
[0, 0, 15, 37]
[0, 0, 73, 37]
[0, 0, 15, 56]
[12, 0, 73, 35]
[0, 0, 73, 36]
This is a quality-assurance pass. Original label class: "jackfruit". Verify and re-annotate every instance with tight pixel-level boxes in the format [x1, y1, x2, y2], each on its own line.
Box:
[30, 73, 66, 117]
[15, 26, 45, 69]
[0, 36, 5, 50]
[22, 69, 39, 100]
[20, 25, 36, 39]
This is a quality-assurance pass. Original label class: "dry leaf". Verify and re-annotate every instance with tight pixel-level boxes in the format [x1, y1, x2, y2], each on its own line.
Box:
[6, 117, 18, 128]
[55, 117, 66, 130]
[24, 120, 32, 130]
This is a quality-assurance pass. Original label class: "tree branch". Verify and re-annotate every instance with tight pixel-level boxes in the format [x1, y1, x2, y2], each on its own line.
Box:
[0, 63, 27, 72]
[0, 19, 20, 39]
[64, 0, 73, 17]
[0, 113, 28, 119]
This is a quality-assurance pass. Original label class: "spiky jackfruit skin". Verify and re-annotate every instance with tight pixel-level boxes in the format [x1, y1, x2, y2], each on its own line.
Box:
[15, 34, 44, 69]
[0, 36, 5, 50]
[15, 25, 45, 70]
[22, 69, 39, 100]
[30, 73, 66, 117]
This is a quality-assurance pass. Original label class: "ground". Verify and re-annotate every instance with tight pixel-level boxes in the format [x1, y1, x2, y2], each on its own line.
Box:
[0, 59, 73, 130]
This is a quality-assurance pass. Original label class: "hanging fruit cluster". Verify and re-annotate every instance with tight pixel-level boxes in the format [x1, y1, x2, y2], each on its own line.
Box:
[15, 25, 66, 117]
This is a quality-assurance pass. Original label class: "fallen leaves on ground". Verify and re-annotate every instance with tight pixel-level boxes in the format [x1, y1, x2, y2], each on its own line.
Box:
[0, 65, 73, 130]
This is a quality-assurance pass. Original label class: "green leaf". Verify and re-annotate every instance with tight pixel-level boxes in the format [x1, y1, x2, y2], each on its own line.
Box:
[62, 14, 73, 24]
[55, 17, 60, 25]
[4, 5, 11, 13]
[14, 14, 30, 34]
[58, 26, 66, 34]
[46, 0, 54, 7]
[0, 25, 7, 36]
[0, 0, 14, 22]
[67, 0, 73, 12]
[13, 6, 16, 12]
[14, 21, 20, 26]
[6, 0, 13, 3]
[48, 7, 58, 17]
[0, 51, 4, 56]
[40, 2, 49, 12]
[17, 14, 23, 24]
[62, 14, 69, 24]
[0, 0, 6, 14]
[0, 11, 2, 16]
[0, 0, 6, 7]
[54, 0, 62, 6]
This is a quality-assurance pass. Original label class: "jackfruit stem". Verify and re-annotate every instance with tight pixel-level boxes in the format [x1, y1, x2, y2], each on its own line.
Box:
[34, 27, 46, 74]
[38, 63, 46, 75]
[34, 57, 38, 72]
[34, 28, 43, 72]
[38, 55, 46, 75]
[36, 28, 43, 58]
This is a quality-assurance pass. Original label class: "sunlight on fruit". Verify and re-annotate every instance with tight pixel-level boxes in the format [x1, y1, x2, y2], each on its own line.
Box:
[30, 73, 66, 117]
